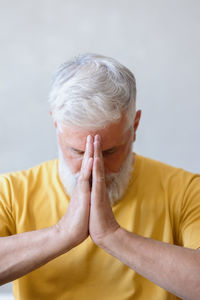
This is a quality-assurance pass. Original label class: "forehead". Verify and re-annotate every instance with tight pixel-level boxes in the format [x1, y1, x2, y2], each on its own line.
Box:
[59, 115, 130, 151]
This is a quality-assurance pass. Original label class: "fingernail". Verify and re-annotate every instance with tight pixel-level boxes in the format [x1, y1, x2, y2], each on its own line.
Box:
[95, 134, 100, 142]
[87, 135, 91, 142]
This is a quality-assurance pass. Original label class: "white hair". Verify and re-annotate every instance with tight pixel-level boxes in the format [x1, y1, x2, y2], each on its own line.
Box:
[49, 53, 136, 130]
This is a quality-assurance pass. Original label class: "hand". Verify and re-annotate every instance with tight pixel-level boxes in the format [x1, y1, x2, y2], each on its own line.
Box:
[89, 135, 120, 247]
[56, 135, 93, 249]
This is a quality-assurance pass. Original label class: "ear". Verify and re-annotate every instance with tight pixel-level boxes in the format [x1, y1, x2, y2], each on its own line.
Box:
[49, 111, 57, 129]
[133, 110, 142, 142]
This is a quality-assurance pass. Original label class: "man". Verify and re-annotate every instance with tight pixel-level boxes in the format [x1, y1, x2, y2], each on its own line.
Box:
[0, 53, 200, 300]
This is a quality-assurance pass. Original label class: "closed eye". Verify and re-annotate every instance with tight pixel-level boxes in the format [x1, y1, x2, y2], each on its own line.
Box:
[71, 146, 119, 156]
[103, 148, 118, 156]
[71, 148, 84, 155]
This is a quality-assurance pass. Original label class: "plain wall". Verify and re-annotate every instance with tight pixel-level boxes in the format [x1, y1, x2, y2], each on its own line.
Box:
[0, 0, 199, 295]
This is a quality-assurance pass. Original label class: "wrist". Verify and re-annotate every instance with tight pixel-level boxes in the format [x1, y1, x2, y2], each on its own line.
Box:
[52, 224, 75, 254]
[97, 225, 123, 250]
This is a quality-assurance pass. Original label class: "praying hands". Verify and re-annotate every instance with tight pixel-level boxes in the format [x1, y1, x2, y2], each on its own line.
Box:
[56, 134, 120, 249]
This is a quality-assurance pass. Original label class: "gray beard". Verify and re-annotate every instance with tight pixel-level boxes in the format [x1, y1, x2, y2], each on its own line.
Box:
[58, 146, 134, 206]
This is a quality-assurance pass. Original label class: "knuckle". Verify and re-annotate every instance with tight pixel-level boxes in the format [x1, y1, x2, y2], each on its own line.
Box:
[78, 174, 86, 183]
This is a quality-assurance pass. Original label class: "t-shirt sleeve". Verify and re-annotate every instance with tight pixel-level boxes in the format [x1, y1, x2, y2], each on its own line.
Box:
[0, 175, 16, 236]
[178, 175, 200, 249]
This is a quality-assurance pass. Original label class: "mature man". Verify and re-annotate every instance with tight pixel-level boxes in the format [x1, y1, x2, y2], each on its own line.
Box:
[0, 53, 200, 300]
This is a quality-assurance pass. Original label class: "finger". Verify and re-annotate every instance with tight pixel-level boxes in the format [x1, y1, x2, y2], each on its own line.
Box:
[80, 135, 94, 182]
[85, 135, 93, 158]
[91, 157, 105, 204]
[83, 157, 93, 180]
[81, 135, 93, 170]
[78, 157, 93, 194]
[94, 135, 104, 176]
[81, 135, 93, 173]
[92, 135, 105, 198]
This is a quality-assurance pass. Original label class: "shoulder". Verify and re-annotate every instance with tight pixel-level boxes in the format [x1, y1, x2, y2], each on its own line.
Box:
[0, 159, 59, 191]
[135, 153, 199, 179]
[134, 153, 200, 194]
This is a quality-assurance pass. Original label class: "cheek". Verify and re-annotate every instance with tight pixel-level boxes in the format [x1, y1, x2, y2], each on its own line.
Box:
[104, 144, 132, 173]
[68, 157, 82, 174]
[66, 154, 83, 174]
[104, 152, 125, 173]
[59, 145, 83, 174]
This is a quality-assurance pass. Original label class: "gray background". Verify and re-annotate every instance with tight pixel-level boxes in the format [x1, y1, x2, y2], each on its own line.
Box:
[0, 0, 199, 296]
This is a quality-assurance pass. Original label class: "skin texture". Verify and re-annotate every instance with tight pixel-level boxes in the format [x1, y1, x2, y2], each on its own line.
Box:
[57, 111, 200, 299]
[0, 111, 141, 285]
[57, 111, 141, 174]
[87, 133, 200, 300]
[56, 110, 142, 247]
[56, 135, 93, 247]
[1, 108, 200, 300]
[89, 135, 120, 243]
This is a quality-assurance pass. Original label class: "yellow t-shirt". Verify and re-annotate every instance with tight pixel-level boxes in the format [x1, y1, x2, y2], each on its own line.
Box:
[0, 153, 200, 300]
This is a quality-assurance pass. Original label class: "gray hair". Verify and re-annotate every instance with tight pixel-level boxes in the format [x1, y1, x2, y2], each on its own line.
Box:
[49, 53, 136, 131]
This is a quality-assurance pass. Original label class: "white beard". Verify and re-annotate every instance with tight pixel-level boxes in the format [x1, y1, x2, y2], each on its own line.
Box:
[58, 146, 134, 206]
